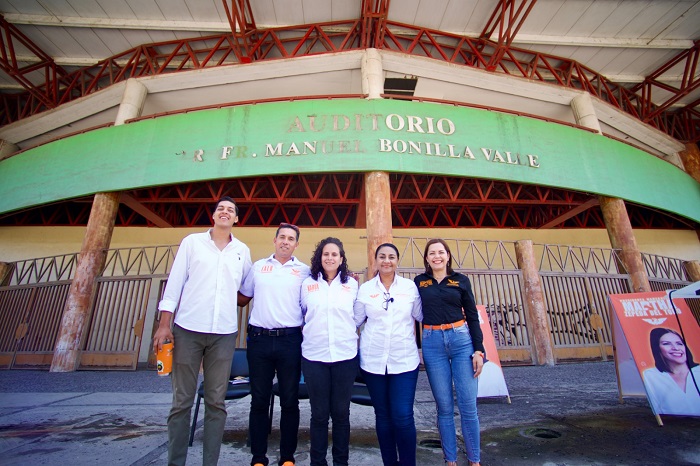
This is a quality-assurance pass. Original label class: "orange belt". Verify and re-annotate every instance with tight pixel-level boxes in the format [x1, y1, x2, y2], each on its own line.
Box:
[423, 320, 465, 331]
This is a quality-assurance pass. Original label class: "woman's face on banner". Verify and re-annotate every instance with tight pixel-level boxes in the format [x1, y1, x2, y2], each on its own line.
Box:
[659, 332, 686, 365]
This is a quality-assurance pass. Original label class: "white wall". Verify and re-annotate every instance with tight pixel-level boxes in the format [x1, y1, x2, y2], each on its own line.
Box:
[1, 226, 698, 266]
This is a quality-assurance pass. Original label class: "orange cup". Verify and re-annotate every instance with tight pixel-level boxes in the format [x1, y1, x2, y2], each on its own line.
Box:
[156, 340, 174, 376]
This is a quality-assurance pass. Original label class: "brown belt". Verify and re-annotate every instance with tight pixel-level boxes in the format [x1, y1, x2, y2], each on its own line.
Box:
[423, 319, 465, 330]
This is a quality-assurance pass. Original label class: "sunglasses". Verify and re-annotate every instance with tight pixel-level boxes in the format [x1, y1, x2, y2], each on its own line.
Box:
[382, 292, 394, 311]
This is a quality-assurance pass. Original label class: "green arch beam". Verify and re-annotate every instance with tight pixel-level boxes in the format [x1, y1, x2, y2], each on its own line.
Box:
[1, 99, 699, 222]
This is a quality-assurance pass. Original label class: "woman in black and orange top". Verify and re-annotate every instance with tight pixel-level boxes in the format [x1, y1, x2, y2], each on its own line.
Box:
[414, 238, 484, 466]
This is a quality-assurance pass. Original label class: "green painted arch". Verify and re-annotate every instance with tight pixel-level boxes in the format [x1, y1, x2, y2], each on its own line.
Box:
[1, 98, 699, 222]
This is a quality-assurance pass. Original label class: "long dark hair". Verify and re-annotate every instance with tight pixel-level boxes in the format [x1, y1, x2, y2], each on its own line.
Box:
[422, 238, 454, 275]
[650, 327, 698, 372]
[310, 237, 349, 284]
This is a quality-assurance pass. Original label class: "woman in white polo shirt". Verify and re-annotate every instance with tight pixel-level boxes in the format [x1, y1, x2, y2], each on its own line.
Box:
[353, 243, 423, 466]
[301, 237, 359, 466]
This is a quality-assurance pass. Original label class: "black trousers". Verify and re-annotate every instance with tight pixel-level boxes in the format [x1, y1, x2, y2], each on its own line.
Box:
[247, 331, 303, 466]
[302, 355, 359, 466]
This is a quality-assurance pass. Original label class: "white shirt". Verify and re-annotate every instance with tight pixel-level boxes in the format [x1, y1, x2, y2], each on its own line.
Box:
[240, 254, 311, 329]
[158, 230, 252, 334]
[643, 366, 700, 416]
[301, 273, 359, 363]
[353, 274, 423, 375]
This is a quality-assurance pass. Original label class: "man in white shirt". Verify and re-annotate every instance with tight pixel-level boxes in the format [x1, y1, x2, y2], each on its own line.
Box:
[153, 196, 252, 466]
[238, 223, 311, 466]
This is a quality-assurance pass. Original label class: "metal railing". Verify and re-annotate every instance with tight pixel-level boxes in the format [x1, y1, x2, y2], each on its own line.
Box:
[393, 237, 519, 270]
[1, 238, 696, 368]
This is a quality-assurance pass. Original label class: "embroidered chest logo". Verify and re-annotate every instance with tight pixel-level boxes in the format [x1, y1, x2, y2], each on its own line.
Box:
[418, 280, 432, 288]
[447, 279, 460, 287]
[342, 285, 351, 292]
[370, 293, 380, 299]
[307, 283, 319, 293]
[291, 268, 301, 277]
[261, 265, 274, 273]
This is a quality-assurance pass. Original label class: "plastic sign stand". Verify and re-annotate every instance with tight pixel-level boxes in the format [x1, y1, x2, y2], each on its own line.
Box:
[608, 290, 700, 426]
[477, 305, 511, 403]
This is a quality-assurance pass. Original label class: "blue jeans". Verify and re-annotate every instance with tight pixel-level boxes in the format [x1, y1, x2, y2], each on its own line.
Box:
[247, 331, 303, 466]
[362, 367, 419, 466]
[422, 325, 480, 463]
[302, 356, 359, 466]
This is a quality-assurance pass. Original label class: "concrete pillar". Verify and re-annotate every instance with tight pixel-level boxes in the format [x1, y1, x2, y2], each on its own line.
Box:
[571, 93, 651, 293]
[599, 196, 651, 292]
[50, 79, 148, 372]
[0, 139, 19, 162]
[571, 93, 602, 134]
[114, 79, 148, 126]
[515, 240, 555, 366]
[679, 142, 700, 184]
[365, 171, 392, 278]
[684, 260, 700, 282]
[362, 48, 384, 100]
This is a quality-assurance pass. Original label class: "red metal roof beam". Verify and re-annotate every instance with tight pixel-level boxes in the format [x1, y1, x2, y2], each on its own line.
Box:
[631, 41, 700, 122]
[361, 0, 391, 48]
[0, 14, 67, 108]
[222, 0, 259, 62]
[480, 0, 538, 71]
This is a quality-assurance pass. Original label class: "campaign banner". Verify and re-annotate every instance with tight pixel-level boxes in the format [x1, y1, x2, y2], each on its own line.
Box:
[477, 305, 510, 400]
[608, 291, 700, 418]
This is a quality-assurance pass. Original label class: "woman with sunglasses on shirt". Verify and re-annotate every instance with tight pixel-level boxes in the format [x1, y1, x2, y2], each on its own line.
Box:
[414, 238, 484, 466]
[353, 243, 422, 466]
[300, 237, 359, 466]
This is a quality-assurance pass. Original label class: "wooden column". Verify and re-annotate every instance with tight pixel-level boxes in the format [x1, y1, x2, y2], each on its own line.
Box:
[599, 196, 651, 292]
[685, 260, 700, 282]
[50, 79, 148, 372]
[679, 142, 700, 184]
[0, 261, 12, 285]
[571, 94, 651, 293]
[515, 240, 555, 366]
[50, 192, 121, 371]
[365, 171, 392, 278]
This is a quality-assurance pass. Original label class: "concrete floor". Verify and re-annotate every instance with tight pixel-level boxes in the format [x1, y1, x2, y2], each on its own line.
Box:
[0, 361, 699, 465]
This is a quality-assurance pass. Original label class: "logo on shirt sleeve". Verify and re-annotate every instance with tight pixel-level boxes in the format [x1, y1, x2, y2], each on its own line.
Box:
[307, 283, 319, 293]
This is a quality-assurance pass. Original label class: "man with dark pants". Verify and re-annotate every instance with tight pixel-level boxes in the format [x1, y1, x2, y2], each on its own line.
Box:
[153, 196, 251, 466]
[239, 223, 310, 466]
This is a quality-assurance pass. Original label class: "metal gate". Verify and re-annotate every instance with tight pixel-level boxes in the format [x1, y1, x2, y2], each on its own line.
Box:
[540, 273, 631, 361]
[78, 277, 152, 370]
[467, 270, 532, 364]
[0, 282, 70, 369]
[1, 240, 695, 370]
